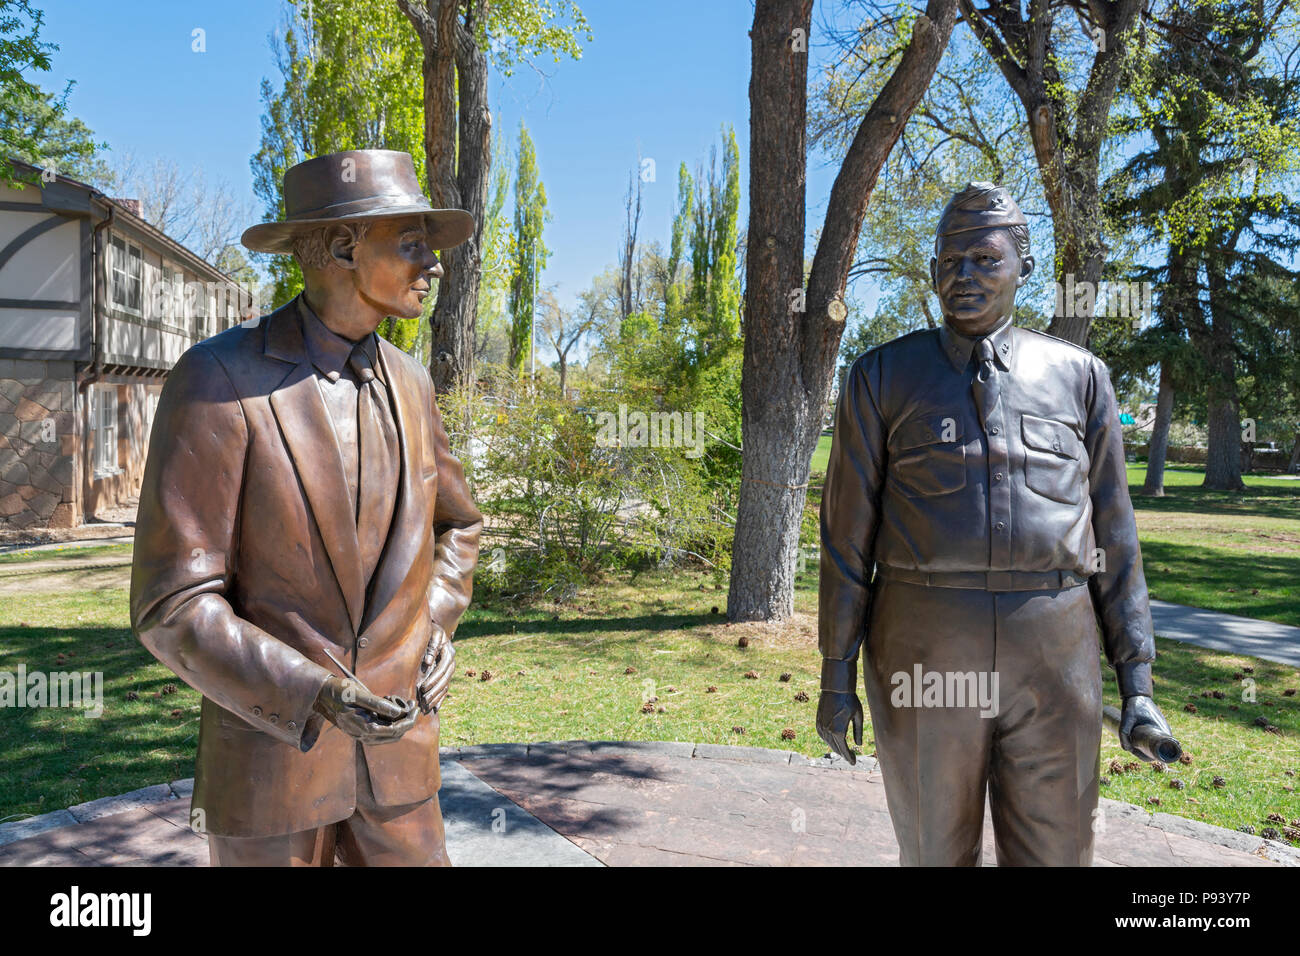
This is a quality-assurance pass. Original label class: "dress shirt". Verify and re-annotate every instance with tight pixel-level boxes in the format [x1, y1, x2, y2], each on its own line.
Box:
[298, 296, 390, 521]
[819, 318, 1156, 696]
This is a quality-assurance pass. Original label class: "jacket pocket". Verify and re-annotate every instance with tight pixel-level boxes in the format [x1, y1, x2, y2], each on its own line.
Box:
[1021, 414, 1083, 504]
[889, 417, 966, 497]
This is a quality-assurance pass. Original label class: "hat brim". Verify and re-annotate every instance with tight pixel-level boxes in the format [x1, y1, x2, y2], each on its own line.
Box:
[241, 206, 475, 254]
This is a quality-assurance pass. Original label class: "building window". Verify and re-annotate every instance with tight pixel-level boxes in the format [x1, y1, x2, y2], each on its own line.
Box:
[92, 385, 119, 478]
[155, 263, 183, 328]
[188, 279, 208, 338]
[110, 236, 142, 314]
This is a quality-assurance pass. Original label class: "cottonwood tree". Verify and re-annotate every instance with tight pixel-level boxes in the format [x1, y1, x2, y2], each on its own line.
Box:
[729, 0, 959, 622]
[396, 0, 590, 391]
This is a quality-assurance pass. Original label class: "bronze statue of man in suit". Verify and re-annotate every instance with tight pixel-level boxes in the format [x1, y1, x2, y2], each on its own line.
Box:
[816, 182, 1172, 866]
[130, 149, 483, 866]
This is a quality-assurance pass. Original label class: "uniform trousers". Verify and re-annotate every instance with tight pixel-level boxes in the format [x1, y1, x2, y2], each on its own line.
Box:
[862, 577, 1103, 866]
[207, 742, 450, 867]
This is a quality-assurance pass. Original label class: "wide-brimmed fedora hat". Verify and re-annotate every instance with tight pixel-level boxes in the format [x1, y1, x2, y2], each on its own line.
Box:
[241, 149, 475, 254]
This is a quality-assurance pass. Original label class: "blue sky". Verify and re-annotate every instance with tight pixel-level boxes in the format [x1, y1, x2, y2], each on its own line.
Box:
[40, 0, 852, 312]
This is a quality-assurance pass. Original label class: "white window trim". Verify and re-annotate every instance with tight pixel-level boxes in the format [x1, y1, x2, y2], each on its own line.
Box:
[110, 235, 143, 316]
[91, 385, 122, 480]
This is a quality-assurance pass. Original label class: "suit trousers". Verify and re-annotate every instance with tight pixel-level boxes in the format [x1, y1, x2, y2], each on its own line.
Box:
[862, 577, 1103, 866]
[207, 743, 451, 867]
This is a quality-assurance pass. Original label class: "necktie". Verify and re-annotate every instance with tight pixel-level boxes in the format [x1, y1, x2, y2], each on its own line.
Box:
[348, 341, 400, 584]
[971, 336, 1001, 427]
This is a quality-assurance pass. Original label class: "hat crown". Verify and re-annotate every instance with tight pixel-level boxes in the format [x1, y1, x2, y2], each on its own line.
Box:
[282, 149, 430, 222]
[937, 181, 1027, 237]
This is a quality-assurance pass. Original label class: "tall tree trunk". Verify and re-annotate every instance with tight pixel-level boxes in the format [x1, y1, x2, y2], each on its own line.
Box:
[1141, 362, 1174, 496]
[1201, 251, 1245, 490]
[398, 0, 491, 394]
[729, 0, 814, 623]
[728, 0, 957, 621]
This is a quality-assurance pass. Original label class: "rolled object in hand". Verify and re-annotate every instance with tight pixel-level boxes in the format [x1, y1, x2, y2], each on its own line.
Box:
[1102, 704, 1182, 763]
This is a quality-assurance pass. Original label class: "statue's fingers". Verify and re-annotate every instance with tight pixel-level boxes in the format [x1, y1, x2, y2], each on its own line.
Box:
[852, 702, 864, 747]
[418, 647, 455, 695]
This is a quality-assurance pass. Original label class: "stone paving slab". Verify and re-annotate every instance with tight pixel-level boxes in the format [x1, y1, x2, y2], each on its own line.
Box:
[0, 755, 598, 867]
[452, 743, 1295, 867]
[0, 742, 1293, 866]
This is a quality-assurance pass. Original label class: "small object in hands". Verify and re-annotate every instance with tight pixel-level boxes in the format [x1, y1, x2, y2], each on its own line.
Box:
[324, 648, 405, 720]
[1102, 704, 1182, 763]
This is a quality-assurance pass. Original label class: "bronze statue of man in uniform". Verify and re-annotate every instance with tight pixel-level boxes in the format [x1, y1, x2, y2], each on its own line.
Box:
[817, 182, 1172, 866]
[131, 149, 483, 866]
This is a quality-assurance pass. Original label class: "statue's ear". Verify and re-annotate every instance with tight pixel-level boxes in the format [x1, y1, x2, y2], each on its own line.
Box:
[326, 224, 361, 271]
[929, 255, 938, 291]
[1017, 253, 1035, 287]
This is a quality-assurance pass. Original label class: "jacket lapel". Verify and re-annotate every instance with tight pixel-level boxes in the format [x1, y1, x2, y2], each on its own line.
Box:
[265, 297, 366, 634]
[359, 335, 427, 634]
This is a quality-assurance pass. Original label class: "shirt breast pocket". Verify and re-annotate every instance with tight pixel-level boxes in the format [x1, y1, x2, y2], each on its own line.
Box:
[1021, 414, 1083, 504]
[889, 417, 966, 497]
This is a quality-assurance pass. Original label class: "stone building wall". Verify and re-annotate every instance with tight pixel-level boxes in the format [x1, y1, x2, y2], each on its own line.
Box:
[0, 359, 78, 529]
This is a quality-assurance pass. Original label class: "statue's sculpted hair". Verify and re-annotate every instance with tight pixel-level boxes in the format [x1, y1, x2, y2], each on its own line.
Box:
[290, 220, 372, 271]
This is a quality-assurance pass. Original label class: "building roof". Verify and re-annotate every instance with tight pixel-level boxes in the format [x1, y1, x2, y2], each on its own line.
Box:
[5, 157, 246, 287]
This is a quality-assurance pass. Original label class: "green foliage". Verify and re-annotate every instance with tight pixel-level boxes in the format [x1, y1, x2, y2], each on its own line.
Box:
[602, 128, 745, 501]
[439, 365, 733, 600]
[0, 1, 110, 188]
[1101, 0, 1300, 448]
[476, 155, 514, 364]
[507, 122, 550, 373]
[477, 0, 592, 76]
[251, 0, 426, 336]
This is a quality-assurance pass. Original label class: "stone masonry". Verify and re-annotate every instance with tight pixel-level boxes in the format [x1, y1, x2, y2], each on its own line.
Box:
[0, 359, 78, 529]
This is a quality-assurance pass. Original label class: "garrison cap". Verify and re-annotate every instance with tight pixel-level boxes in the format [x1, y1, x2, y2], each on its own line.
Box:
[937, 182, 1027, 236]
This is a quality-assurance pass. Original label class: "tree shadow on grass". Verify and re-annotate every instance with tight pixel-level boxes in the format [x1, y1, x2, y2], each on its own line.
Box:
[1140, 540, 1300, 626]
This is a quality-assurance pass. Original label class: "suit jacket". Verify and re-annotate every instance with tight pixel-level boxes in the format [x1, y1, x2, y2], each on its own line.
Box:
[130, 295, 483, 838]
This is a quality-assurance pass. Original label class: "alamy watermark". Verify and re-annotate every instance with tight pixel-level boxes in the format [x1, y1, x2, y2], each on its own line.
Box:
[0, 664, 103, 718]
[594, 404, 706, 459]
[1054, 276, 1152, 326]
[890, 665, 1000, 718]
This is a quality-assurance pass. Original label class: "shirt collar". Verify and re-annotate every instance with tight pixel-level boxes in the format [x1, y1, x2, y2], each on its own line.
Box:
[296, 294, 384, 385]
[938, 315, 1015, 373]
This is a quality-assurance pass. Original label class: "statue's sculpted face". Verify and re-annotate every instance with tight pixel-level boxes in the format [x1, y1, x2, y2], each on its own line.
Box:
[930, 226, 1032, 337]
[349, 215, 443, 320]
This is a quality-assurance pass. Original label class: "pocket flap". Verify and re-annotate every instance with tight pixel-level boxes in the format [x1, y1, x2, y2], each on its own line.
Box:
[1021, 414, 1081, 460]
[894, 417, 961, 452]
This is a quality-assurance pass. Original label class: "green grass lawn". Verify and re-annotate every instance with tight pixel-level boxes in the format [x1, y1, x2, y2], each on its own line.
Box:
[0, 554, 1296, 842]
[1127, 465, 1300, 626]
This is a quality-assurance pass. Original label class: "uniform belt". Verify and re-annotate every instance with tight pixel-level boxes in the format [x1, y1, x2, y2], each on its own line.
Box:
[876, 566, 1089, 591]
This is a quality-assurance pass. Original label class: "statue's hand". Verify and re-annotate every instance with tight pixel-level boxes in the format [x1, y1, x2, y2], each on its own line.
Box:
[314, 675, 418, 744]
[816, 691, 864, 766]
[417, 624, 455, 714]
[1118, 694, 1172, 762]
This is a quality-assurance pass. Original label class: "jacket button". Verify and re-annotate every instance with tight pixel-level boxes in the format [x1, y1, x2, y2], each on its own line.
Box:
[358, 637, 370, 648]
[995, 521, 1006, 531]
[994, 473, 1003, 482]
[990, 426, 1000, 435]
[252, 706, 262, 717]
[268, 713, 279, 724]
[287, 721, 297, 731]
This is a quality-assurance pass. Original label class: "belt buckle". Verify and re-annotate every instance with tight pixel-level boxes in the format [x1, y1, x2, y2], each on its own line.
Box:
[986, 571, 1015, 591]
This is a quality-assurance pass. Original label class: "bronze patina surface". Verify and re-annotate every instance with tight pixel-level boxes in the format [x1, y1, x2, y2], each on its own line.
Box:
[131, 149, 482, 866]
[816, 182, 1174, 866]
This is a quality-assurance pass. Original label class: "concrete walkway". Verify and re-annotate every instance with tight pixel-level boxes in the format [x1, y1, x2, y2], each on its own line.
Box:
[1151, 600, 1300, 667]
[0, 742, 1294, 867]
